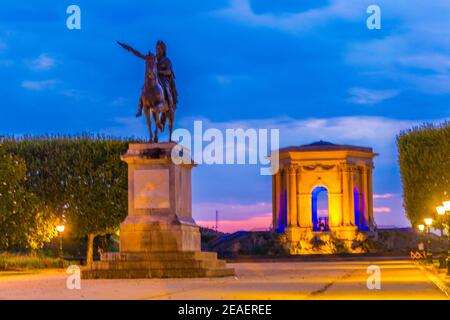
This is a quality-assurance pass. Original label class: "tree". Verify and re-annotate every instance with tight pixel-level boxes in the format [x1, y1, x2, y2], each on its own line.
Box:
[64, 137, 130, 265]
[397, 122, 450, 226]
[0, 141, 57, 251]
[6, 135, 133, 264]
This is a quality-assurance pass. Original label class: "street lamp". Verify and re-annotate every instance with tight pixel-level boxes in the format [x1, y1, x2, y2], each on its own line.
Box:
[436, 206, 446, 268]
[444, 201, 450, 210]
[442, 200, 450, 275]
[424, 218, 433, 263]
[417, 224, 425, 258]
[56, 225, 65, 259]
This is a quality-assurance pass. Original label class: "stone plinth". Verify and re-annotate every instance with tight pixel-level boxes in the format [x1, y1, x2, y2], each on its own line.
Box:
[82, 252, 233, 279]
[82, 143, 234, 279]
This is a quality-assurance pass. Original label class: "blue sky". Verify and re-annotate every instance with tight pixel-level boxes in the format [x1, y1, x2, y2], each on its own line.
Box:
[1, 0, 449, 231]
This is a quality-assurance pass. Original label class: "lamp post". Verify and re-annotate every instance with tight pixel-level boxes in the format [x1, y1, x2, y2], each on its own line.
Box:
[56, 225, 65, 259]
[424, 218, 433, 263]
[418, 224, 425, 258]
[436, 206, 446, 268]
[443, 200, 450, 275]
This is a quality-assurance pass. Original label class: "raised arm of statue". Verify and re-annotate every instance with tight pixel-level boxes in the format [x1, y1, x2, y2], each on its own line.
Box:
[117, 41, 146, 60]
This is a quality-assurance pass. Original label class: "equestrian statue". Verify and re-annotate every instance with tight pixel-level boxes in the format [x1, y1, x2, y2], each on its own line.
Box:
[117, 40, 178, 142]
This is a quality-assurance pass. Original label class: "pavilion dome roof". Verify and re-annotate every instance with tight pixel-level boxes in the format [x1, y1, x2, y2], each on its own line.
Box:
[278, 140, 374, 154]
[301, 140, 337, 147]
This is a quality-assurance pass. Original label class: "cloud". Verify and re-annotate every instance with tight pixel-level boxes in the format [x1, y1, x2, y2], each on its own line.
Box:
[196, 213, 272, 233]
[373, 207, 391, 213]
[346, 1, 450, 94]
[346, 36, 407, 70]
[373, 193, 398, 199]
[21, 79, 58, 91]
[398, 53, 450, 73]
[111, 96, 130, 107]
[213, 0, 364, 31]
[60, 89, 82, 98]
[180, 115, 433, 165]
[348, 88, 399, 105]
[193, 201, 271, 220]
[107, 115, 445, 166]
[27, 53, 55, 71]
[408, 74, 450, 94]
[104, 116, 147, 138]
[347, 36, 450, 94]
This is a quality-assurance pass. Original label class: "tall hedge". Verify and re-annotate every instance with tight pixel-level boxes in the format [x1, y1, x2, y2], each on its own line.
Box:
[397, 122, 450, 226]
[5, 135, 137, 264]
[0, 141, 57, 251]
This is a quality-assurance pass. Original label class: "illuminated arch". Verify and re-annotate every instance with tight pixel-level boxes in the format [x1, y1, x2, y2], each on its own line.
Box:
[311, 186, 329, 231]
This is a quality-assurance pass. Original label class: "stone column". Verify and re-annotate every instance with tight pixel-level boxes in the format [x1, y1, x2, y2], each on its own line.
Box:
[273, 171, 282, 231]
[367, 166, 374, 226]
[280, 168, 287, 229]
[298, 193, 313, 228]
[272, 173, 276, 230]
[348, 165, 355, 226]
[285, 166, 292, 227]
[342, 163, 355, 226]
[288, 166, 298, 227]
[328, 192, 342, 228]
[341, 164, 348, 227]
[362, 166, 369, 228]
[296, 166, 301, 227]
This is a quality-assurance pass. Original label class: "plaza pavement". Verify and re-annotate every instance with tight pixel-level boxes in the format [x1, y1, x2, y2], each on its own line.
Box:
[0, 258, 448, 300]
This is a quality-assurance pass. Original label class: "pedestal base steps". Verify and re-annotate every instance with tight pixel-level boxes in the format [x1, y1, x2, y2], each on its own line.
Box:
[82, 251, 235, 279]
[281, 226, 377, 254]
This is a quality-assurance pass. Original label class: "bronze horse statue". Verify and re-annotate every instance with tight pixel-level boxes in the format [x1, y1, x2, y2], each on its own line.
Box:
[117, 41, 177, 143]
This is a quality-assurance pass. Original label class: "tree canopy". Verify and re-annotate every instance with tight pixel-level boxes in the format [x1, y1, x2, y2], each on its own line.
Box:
[0, 141, 56, 251]
[4, 135, 136, 262]
[397, 122, 450, 226]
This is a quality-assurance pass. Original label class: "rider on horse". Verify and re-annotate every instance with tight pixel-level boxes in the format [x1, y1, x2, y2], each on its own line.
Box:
[155, 40, 178, 113]
[117, 39, 178, 142]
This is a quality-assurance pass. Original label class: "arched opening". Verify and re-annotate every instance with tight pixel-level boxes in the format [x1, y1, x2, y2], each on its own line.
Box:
[312, 186, 329, 231]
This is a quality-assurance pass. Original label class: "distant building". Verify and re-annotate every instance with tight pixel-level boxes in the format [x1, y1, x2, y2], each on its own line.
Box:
[271, 141, 378, 254]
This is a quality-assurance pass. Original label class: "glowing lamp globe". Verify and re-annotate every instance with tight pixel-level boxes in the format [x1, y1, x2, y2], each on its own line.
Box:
[418, 224, 425, 232]
[56, 225, 65, 233]
[443, 200, 450, 211]
[424, 218, 433, 226]
[436, 206, 446, 216]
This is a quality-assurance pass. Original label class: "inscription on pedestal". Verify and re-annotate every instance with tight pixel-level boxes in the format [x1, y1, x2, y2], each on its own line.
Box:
[134, 169, 170, 209]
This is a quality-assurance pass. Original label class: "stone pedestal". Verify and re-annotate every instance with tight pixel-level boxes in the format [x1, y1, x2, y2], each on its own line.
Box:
[82, 143, 234, 279]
